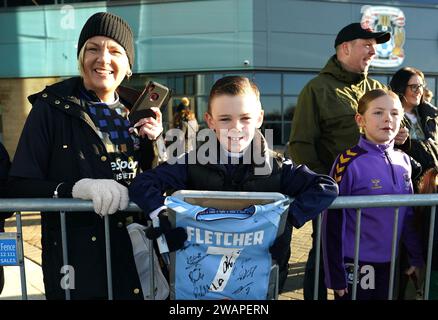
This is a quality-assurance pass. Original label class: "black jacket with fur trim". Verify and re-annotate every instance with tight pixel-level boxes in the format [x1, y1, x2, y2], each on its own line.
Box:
[9, 77, 157, 300]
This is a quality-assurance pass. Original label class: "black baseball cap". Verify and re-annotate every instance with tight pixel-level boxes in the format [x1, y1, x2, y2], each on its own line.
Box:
[334, 23, 391, 48]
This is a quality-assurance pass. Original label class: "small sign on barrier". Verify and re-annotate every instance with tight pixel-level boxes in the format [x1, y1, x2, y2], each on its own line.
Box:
[0, 232, 18, 266]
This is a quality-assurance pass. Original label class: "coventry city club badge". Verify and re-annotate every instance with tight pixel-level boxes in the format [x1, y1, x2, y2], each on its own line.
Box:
[361, 5, 405, 68]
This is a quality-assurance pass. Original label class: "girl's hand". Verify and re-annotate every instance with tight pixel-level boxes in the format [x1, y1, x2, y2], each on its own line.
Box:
[335, 288, 348, 297]
[405, 265, 417, 276]
[394, 127, 409, 145]
[132, 107, 163, 140]
[405, 265, 421, 281]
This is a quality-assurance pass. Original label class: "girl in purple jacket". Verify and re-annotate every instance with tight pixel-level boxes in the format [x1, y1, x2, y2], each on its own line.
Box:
[322, 88, 424, 300]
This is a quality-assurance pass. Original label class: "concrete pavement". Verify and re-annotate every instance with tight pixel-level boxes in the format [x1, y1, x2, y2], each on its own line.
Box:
[1, 258, 45, 300]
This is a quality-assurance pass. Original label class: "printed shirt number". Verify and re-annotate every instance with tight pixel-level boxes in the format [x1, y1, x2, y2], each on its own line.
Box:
[206, 246, 242, 292]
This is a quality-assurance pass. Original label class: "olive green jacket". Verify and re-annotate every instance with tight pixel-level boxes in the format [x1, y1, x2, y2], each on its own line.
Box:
[288, 55, 385, 174]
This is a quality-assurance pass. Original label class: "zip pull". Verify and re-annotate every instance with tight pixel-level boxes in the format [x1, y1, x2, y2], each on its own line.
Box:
[384, 151, 396, 185]
[53, 182, 65, 198]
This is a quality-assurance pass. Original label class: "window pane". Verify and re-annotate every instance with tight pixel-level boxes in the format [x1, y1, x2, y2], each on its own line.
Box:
[214, 73, 224, 82]
[370, 75, 389, 86]
[283, 73, 315, 95]
[253, 73, 281, 94]
[426, 77, 435, 92]
[196, 74, 216, 95]
[283, 123, 291, 150]
[196, 96, 208, 126]
[195, 73, 225, 95]
[175, 76, 184, 95]
[124, 74, 172, 91]
[122, 75, 149, 90]
[184, 76, 195, 95]
[6, 0, 54, 5]
[222, 72, 252, 79]
[283, 96, 297, 123]
[261, 122, 282, 147]
[260, 96, 281, 121]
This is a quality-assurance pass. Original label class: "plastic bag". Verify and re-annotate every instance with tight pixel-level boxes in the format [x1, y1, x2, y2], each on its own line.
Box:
[127, 223, 169, 300]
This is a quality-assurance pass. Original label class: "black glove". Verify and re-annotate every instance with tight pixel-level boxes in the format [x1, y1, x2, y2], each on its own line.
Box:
[145, 211, 187, 252]
[269, 237, 283, 263]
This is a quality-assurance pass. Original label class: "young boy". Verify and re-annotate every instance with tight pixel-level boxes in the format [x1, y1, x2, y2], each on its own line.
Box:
[129, 76, 338, 291]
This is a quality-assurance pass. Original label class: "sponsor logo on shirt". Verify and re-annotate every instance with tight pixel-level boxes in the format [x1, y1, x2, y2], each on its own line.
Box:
[371, 179, 382, 189]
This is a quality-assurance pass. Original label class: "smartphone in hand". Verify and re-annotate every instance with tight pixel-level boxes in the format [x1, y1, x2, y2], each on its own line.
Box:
[129, 81, 171, 125]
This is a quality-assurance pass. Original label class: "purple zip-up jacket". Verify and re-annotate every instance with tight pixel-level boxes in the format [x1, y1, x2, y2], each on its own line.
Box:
[322, 136, 424, 290]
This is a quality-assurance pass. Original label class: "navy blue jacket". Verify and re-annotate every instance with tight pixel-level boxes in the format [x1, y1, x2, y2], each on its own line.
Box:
[8, 77, 155, 300]
[130, 145, 338, 229]
[130, 132, 338, 291]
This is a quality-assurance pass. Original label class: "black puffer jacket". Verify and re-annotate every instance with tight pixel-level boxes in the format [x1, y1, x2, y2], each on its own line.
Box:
[402, 102, 438, 183]
[9, 77, 156, 300]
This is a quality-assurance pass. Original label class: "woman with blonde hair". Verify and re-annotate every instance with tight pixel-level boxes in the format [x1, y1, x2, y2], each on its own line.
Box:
[8, 12, 163, 299]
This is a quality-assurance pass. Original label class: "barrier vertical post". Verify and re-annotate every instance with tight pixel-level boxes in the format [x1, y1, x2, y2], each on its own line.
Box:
[424, 205, 436, 300]
[59, 211, 70, 300]
[351, 208, 362, 300]
[15, 212, 27, 300]
[313, 213, 322, 300]
[104, 216, 113, 300]
[388, 208, 399, 300]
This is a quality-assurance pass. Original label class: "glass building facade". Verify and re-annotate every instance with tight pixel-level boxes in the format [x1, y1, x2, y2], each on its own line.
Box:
[125, 71, 438, 147]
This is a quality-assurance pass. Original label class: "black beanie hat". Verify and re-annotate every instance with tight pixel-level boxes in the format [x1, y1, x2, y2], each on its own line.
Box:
[77, 12, 134, 68]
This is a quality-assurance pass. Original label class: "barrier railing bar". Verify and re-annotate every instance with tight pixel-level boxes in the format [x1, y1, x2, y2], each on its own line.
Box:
[352, 208, 362, 300]
[3, 194, 438, 212]
[3, 194, 438, 301]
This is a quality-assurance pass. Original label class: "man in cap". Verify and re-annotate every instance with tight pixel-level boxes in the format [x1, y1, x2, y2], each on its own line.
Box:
[287, 22, 408, 300]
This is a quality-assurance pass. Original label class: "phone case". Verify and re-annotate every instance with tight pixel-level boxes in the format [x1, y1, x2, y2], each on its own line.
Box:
[129, 81, 171, 124]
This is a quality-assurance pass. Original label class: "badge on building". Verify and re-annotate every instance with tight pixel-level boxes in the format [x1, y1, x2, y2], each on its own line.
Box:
[361, 5, 405, 68]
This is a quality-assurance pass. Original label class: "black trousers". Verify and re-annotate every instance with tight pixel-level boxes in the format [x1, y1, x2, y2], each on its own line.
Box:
[334, 258, 391, 300]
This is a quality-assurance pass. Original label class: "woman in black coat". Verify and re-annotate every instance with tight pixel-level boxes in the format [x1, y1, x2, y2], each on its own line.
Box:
[8, 12, 163, 300]
[390, 67, 438, 183]
[390, 67, 438, 299]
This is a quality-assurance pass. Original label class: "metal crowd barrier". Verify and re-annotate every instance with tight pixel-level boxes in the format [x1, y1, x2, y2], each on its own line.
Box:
[0, 199, 145, 300]
[1, 194, 438, 300]
[313, 194, 438, 300]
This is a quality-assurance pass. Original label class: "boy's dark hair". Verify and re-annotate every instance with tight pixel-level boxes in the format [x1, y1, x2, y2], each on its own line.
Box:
[389, 67, 426, 106]
[207, 76, 260, 114]
[357, 88, 400, 115]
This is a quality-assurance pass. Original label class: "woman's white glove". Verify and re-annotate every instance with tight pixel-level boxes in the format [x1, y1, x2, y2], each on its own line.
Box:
[72, 178, 129, 216]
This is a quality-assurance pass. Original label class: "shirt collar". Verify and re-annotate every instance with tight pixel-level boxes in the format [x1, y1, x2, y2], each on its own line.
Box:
[358, 135, 394, 153]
